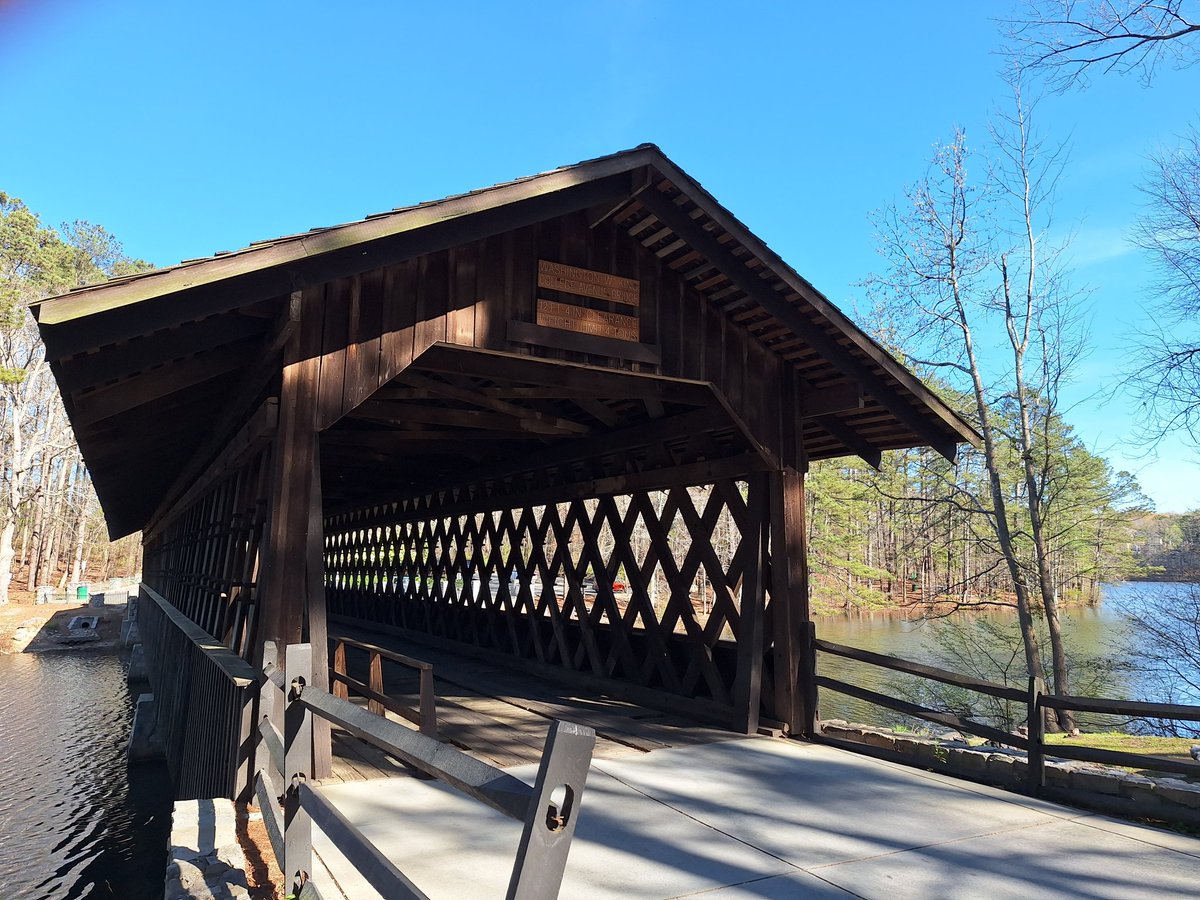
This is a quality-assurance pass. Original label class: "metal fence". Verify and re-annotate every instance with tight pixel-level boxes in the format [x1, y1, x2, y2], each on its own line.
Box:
[255, 640, 596, 899]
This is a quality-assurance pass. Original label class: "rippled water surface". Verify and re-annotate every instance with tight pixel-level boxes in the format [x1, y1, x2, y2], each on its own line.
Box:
[0, 651, 171, 899]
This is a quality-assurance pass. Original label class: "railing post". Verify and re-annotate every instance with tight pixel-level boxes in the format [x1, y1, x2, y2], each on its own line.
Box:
[235, 674, 257, 802]
[284, 643, 314, 895]
[799, 620, 820, 740]
[506, 721, 596, 900]
[260, 641, 281, 787]
[368, 650, 386, 716]
[419, 666, 438, 739]
[1026, 675, 1045, 797]
[332, 640, 348, 700]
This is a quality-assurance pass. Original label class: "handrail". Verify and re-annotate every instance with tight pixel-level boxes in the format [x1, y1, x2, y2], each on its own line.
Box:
[330, 634, 438, 738]
[299, 685, 535, 820]
[254, 640, 595, 899]
[814, 638, 1026, 702]
[811, 628, 1200, 795]
[141, 584, 258, 686]
[813, 674, 1030, 751]
[332, 633, 432, 671]
[137, 585, 258, 799]
[1040, 693, 1200, 722]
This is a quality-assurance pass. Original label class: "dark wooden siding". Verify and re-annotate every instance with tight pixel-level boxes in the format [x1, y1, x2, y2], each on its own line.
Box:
[306, 209, 797, 469]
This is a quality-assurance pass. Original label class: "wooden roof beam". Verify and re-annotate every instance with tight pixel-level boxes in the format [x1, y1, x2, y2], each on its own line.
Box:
[55, 313, 268, 389]
[637, 186, 960, 463]
[413, 343, 714, 406]
[392, 371, 592, 436]
[815, 415, 882, 470]
[348, 400, 566, 434]
[140, 295, 300, 534]
[428, 405, 739, 494]
[801, 383, 865, 419]
[71, 337, 260, 429]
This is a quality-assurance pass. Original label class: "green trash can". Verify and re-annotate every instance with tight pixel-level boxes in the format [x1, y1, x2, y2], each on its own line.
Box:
[75, 585, 88, 602]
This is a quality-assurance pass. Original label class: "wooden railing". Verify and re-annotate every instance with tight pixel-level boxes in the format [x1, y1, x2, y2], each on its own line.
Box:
[255, 641, 596, 899]
[809, 629, 1200, 795]
[330, 634, 438, 739]
[137, 584, 258, 799]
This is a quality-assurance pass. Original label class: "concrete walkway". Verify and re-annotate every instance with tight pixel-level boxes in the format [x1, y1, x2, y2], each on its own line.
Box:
[312, 737, 1200, 899]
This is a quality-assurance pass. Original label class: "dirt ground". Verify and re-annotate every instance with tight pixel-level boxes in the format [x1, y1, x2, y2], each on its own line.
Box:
[236, 804, 285, 900]
[0, 593, 127, 653]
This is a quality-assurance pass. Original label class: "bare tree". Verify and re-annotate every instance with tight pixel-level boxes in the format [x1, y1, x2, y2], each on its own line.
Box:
[872, 84, 1099, 729]
[1129, 127, 1200, 443]
[0, 315, 74, 602]
[993, 87, 1085, 729]
[1120, 583, 1200, 735]
[871, 128, 1052, 701]
[1005, 0, 1200, 89]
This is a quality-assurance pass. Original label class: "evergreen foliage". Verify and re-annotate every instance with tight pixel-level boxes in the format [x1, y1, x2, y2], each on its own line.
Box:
[0, 192, 148, 602]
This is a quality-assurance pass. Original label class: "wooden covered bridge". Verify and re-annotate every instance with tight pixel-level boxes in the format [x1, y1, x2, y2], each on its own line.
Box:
[32, 145, 1005, 893]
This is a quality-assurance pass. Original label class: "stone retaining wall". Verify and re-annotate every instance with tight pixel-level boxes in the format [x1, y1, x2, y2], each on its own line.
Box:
[821, 720, 1200, 826]
[165, 799, 251, 900]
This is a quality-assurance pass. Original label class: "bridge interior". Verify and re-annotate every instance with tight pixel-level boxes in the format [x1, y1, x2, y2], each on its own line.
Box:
[322, 622, 746, 784]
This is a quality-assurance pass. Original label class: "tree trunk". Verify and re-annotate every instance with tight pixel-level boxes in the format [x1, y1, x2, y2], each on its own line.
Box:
[0, 519, 16, 604]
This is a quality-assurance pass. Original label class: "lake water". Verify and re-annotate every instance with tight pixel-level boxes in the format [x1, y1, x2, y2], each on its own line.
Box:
[0, 650, 171, 899]
[814, 581, 1195, 730]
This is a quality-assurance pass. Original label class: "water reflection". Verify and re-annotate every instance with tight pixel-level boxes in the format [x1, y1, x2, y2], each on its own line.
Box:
[814, 582, 1188, 732]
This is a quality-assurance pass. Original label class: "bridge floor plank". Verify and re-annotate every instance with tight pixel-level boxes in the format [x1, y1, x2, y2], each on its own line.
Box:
[322, 623, 745, 782]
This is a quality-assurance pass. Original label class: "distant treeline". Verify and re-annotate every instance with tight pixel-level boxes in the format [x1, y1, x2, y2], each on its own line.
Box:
[804, 397, 1147, 615]
[1128, 513, 1200, 582]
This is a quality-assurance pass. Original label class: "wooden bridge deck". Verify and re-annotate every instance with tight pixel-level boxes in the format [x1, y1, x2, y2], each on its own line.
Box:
[322, 623, 746, 784]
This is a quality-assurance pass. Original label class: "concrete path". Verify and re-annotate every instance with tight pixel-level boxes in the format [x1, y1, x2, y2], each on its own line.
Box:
[312, 737, 1200, 899]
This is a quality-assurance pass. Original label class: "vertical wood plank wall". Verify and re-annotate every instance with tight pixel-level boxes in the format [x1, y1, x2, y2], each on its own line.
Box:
[303, 210, 801, 473]
[141, 445, 273, 659]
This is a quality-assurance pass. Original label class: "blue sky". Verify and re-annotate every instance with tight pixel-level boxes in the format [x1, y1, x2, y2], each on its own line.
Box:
[2, 0, 1197, 511]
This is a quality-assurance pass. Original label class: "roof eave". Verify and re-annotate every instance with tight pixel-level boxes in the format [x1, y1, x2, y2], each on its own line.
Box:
[32, 145, 665, 326]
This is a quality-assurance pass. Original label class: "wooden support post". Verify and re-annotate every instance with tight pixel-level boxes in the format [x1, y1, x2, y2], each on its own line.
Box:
[1026, 675, 1046, 797]
[419, 667, 438, 739]
[258, 296, 318, 652]
[283, 643, 313, 895]
[768, 467, 809, 732]
[259, 641, 284, 790]
[732, 473, 768, 735]
[306, 441, 332, 779]
[368, 651, 386, 716]
[258, 289, 331, 779]
[235, 672, 257, 802]
[799, 620, 820, 739]
[332, 641, 348, 700]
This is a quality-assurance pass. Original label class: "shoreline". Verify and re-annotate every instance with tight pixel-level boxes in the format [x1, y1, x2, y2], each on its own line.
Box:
[0, 599, 127, 654]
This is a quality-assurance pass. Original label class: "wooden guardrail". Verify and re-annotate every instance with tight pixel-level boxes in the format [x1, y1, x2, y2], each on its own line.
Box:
[330, 634, 437, 738]
[255, 641, 596, 899]
[138, 584, 258, 799]
[809, 630, 1200, 795]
